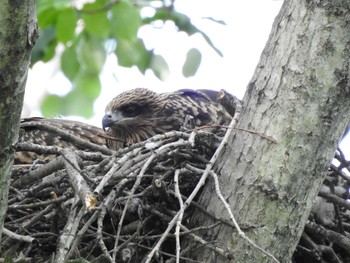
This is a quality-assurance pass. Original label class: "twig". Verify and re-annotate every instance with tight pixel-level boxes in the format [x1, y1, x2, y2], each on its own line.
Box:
[318, 189, 350, 210]
[210, 171, 280, 263]
[180, 224, 231, 259]
[147, 206, 230, 259]
[21, 204, 56, 229]
[113, 139, 190, 261]
[61, 149, 96, 210]
[233, 126, 277, 143]
[2, 228, 36, 244]
[97, 192, 115, 263]
[196, 125, 277, 144]
[329, 164, 350, 182]
[94, 160, 119, 195]
[66, 209, 101, 259]
[305, 221, 350, 251]
[12, 156, 64, 188]
[55, 203, 86, 262]
[135, 242, 200, 262]
[17, 141, 60, 155]
[0, 256, 32, 263]
[8, 194, 70, 211]
[174, 169, 184, 263]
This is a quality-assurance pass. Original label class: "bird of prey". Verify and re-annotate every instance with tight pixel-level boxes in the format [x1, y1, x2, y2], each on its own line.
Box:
[102, 88, 233, 149]
[16, 117, 110, 164]
[15, 89, 234, 163]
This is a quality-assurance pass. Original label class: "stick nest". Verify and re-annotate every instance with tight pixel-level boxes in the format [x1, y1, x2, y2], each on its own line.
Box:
[6, 129, 227, 263]
[3, 123, 350, 263]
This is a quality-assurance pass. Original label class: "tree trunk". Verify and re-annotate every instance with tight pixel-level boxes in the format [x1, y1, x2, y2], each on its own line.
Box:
[191, 1, 350, 262]
[0, 0, 37, 242]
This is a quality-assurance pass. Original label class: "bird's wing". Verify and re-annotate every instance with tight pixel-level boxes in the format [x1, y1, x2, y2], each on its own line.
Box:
[164, 89, 233, 127]
[16, 118, 110, 164]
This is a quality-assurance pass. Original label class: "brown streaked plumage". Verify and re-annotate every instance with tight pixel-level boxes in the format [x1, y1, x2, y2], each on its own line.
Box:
[102, 88, 233, 149]
[15, 89, 233, 163]
[16, 117, 110, 164]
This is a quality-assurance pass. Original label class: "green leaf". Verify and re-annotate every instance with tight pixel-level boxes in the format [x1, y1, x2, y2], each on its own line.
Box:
[31, 27, 57, 65]
[41, 70, 100, 117]
[41, 89, 96, 118]
[110, 0, 141, 41]
[82, 0, 110, 37]
[172, 12, 196, 35]
[75, 71, 101, 100]
[182, 48, 202, 78]
[64, 89, 95, 117]
[150, 54, 170, 81]
[202, 17, 227, 25]
[171, 12, 223, 57]
[41, 94, 65, 117]
[37, 5, 58, 28]
[76, 34, 106, 74]
[36, 0, 71, 27]
[115, 38, 151, 72]
[36, 0, 54, 13]
[56, 8, 77, 44]
[42, 40, 58, 62]
[142, 8, 168, 24]
[52, 0, 71, 9]
[196, 28, 223, 57]
[61, 44, 80, 81]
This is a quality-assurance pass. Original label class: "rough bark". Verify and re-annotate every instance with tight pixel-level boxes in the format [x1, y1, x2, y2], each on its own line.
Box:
[191, 1, 350, 262]
[0, 0, 37, 242]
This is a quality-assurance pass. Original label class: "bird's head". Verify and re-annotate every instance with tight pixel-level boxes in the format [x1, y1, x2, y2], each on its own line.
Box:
[102, 88, 233, 150]
[102, 88, 166, 132]
[102, 88, 175, 149]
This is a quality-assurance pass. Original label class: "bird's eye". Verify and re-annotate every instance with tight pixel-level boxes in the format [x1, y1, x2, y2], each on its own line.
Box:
[123, 104, 140, 117]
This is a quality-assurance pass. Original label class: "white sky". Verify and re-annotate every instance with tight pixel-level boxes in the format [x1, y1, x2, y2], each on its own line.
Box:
[24, 0, 349, 158]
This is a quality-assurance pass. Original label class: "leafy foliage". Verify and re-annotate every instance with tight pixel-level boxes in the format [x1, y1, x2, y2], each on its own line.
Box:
[33, 0, 223, 117]
[182, 48, 202, 77]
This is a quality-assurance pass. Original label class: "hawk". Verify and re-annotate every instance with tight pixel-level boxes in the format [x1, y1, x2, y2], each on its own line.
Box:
[102, 88, 233, 149]
[15, 88, 234, 163]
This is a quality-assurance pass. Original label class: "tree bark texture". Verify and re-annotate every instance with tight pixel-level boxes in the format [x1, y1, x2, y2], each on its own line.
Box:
[191, 1, 350, 262]
[0, 0, 37, 243]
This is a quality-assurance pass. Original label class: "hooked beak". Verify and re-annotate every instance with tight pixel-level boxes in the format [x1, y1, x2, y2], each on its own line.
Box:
[102, 114, 112, 131]
[102, 111, 124, 131]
